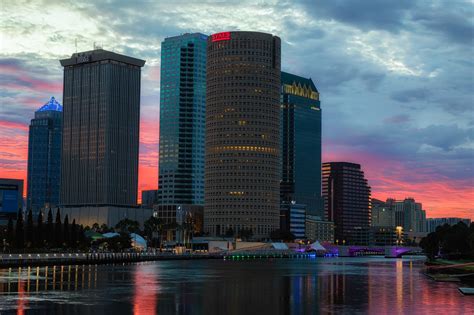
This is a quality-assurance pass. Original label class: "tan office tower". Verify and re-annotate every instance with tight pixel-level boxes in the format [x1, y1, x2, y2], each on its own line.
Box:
[204, 31, 281, 239]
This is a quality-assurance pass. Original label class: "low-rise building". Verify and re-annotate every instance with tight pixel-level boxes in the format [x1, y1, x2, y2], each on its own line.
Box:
[0, 178, 24, 221]
[371, 226, 404, 246]
[280, 202, 306, 239]
[305, 215, 334, 243]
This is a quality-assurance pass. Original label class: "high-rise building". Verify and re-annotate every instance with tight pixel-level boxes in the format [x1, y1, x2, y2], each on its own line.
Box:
[426, 217, 471, 233]
[141, 190, 158, 208]
[156, 33, 207, 232]
[393, 198, 426, 233]
[371, 198, 395, 227]
[26, 97, 62, 215]
[322, 162, 371, 245]
[204, 31, 281, 239]
[59, 49, 147, 226]
[280, 72, 322, 216]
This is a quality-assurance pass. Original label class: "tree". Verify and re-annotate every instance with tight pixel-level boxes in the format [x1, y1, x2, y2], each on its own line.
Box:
[224, 227, 234, 237]
[144, 216, 163, 241]
[78, 225, 87, 248]
[63, 215, 70, 247]
[420, 221, 474, 260]
[100, 223, 112, 233]
[46, 208, 54, 247]
[26, 209, 34, 248]
[15, 209, 24, 249]
[238, 228, 253, 241]
[6, 217, 14, 248]
[70, 219, 78, 248]
[115, 218, 140, 234]
[55, 208, 62, 247]
[420, 232, 439, 260]
[91, 223, 100, 231]
[94, 233, 131, 252]
[36, 210, 44, 248]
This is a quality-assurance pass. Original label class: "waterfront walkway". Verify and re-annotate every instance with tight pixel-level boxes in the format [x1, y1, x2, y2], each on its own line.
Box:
[0, 252, 223, 267]
[0, 251, 320, 267]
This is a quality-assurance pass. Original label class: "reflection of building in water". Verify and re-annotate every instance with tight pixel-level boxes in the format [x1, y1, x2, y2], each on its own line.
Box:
[0, 264, 99, 295]
[133, 265, 158, 315]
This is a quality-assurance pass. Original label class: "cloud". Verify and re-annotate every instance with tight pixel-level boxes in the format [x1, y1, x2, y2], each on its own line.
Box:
[300, 0, 415, 32]
[391, 88, 428, 103]
[1, 0, 473, 219]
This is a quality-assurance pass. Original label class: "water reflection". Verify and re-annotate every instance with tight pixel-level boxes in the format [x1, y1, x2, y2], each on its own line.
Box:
[0, 264, 99, 295]
[133, 264, 158, 315]
[0, 258, 472, 314]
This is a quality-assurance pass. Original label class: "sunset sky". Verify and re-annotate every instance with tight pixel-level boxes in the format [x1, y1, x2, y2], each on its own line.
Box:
[1, 0, 473, 219]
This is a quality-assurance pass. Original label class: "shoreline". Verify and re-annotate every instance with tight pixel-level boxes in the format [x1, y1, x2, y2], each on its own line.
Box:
[0, 252, 223, 268]
[0, 252, 319, 268]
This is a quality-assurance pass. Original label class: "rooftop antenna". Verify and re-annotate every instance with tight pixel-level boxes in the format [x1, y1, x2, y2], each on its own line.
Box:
[75, 38, 77, 53]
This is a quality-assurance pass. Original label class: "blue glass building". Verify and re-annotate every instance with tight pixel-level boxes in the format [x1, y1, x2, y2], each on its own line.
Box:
[157, 33, 207, 230]
[280, 72, 322, 217]
[26, 97, 62, 215]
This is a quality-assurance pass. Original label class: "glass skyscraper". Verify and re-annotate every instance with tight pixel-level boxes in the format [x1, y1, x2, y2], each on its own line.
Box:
[26, 97, 62, 215]
[280, 72, 322, 216]
[157, 33, 207, 231]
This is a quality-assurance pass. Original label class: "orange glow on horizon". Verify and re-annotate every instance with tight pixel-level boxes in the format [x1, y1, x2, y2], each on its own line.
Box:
[1, 118, 472, 220]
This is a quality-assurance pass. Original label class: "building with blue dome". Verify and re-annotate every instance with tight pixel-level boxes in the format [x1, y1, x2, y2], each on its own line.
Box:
[27, 96, 63, 215]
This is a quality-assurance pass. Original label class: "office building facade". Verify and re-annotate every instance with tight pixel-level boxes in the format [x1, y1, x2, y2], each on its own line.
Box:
[305, 215, 335, 243]
[158, 33, 207, 205]
[371, 198, 395, 227]
[141, 189, 158, 208]
[157, 33, 207, 230]
[393, 198, 426, 233]
[280, 202, 306, 239]
[26, 97, 62, 215]
[204, 31, 281, 239]
[280, 72, 322, 216]
[0, 178, 23, 220]
[322, 162, 371, 245]
[59, 49, 145, 226]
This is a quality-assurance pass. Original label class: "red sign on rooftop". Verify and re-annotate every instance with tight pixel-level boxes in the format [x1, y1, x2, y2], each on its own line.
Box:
[211, 32, 231, 42]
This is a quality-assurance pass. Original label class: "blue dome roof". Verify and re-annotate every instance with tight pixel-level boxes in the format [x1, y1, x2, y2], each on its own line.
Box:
[37, 96, 63, 112]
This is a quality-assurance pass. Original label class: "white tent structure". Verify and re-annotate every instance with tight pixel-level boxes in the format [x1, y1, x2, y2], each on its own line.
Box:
[130, 233, 147, 250]
[102, 232, 120, 238]
[309, 241, 326, 251]
[271, 243, 289, 250]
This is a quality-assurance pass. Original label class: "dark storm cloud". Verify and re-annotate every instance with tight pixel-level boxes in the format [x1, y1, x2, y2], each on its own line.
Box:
[412, 5, 474, 44]
[417, 124, 473, 151]
[300, 0, 415, 32]
[391, 88, 428, 103]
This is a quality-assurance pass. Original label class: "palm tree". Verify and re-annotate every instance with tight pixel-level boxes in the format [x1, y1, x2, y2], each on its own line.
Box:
[144, 216, 163, 248]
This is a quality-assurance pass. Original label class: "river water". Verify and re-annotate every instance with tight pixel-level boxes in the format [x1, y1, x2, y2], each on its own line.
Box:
[0, 256, 471, 314]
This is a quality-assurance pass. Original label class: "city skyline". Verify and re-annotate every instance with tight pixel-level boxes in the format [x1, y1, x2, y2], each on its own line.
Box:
[1, 1, 473, 219]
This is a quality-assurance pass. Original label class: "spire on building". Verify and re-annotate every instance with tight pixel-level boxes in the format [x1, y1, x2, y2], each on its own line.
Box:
[37, 96, 63, 112]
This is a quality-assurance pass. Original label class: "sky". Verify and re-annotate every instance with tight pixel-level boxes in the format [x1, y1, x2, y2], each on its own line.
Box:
[0, 0, 473, 219]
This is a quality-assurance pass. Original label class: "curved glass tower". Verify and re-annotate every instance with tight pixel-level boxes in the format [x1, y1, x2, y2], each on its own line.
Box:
[204, 31, 281, 239]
